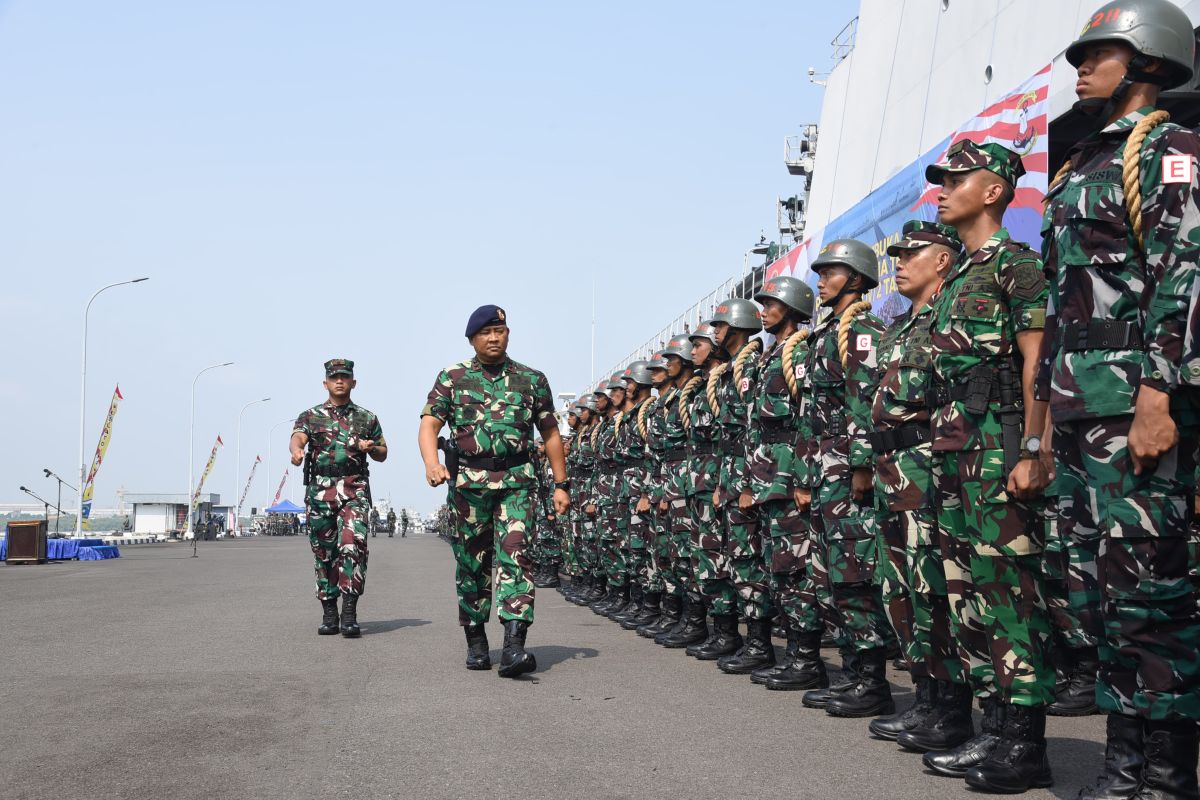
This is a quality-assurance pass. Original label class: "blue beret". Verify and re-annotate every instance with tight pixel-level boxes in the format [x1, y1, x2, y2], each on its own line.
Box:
[465, 304, 508, 338]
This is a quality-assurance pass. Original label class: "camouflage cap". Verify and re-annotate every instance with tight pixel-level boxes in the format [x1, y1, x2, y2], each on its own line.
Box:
[924, 139, 1026, 187]
[324, 358, 354, 377]
[886, 220, 963, 257]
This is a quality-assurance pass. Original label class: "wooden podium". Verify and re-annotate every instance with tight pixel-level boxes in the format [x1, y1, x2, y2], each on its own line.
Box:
[5, 520, 48, 565]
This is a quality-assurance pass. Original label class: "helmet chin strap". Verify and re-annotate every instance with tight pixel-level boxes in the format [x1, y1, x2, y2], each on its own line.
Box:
[1072, 56, 1163, 122]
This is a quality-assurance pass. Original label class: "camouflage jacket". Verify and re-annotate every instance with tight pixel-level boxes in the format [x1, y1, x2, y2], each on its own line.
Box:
[592, 415, 621, 505]
[683, 367, 721, 498]
[293, 400, 385, 485]
[871, 305, 935, 512]
[642, 391, 671, 503]
[930, 228, 1046, 451]
[653, 386, 689, 502]
[575, 421, 599, 506]
[421, 356, 555, 490]
[714, 341, 760, 504]
[1038, 107, 1200, 417]
[616, 397, 653, 500]
[807, 307, 884, 470]
[745, 334, 810, 504]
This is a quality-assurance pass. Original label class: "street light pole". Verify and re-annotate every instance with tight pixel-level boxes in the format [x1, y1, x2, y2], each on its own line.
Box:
[186, 362, 234, 540]
[77, 278, 149, 537]
[235, 397, 270, 535]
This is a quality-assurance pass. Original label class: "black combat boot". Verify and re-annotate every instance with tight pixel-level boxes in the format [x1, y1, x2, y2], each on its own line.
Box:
[802, 650, 860, 708]
[753, 621, 796, 685]
[898, 679, 975, 752]
[965, 704, 1053, 793]
[610, 584, 643, 622]
[662, 595, 709, 648]
[1129, 719, 1199, 800]
[464, 623, 491, 671]
[718, 618, 776, 675]
[870, 675, 936, 740]
[641, 593, 679, 638]
[542, 561, 561, 589]
[766, 629, 828, 691]
[571, 575, 596, 605]
[625, 591, 661, 630]
[589, 583, 619, 614]
[598, 584, 630, 617]
[339, 594, 361, 638]
[582, 576, 606, 604]
[318, 598, 340, 635]
[497, 619, 537, 678]
[1047, 645, 1099, 717]
[1076, 713, 1144, 800]
[922, 695, 1005, 777]
[690, 614, 743, 661]
[826, 647, 895, 717]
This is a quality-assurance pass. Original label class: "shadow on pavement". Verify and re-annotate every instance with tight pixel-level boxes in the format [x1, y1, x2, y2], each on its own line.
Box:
[527, 644, 599, 673]
[1045, 735, 1105, 799]
[363, 618, 432, 635]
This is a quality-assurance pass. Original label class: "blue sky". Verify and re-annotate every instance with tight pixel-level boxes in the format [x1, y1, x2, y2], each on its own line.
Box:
[0, 1, 852, 514]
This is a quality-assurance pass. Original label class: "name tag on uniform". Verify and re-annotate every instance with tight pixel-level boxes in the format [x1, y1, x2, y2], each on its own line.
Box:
[856, 334, 872, 352]
[1164, 155, 1194, 184]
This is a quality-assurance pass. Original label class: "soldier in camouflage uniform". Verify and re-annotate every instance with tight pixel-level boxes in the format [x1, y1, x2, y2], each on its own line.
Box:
[920, 142, 1055, 791]
[1038, 4, 1200, 795]
[567, 398, 601, 604]
[532, 440, 562, 588]
[580, 388, 613, 606]
[609, 362, 657, 627]
[419, 305, 569, 679]
[589, 374, 630, 615]
[558, 415, 581, 592]
[290, 358, 388, 639]
[705, 298, 770, 671]
[799, 239, 896, 718]
[743, 277, 828, 692]
[863, 222, 972, 746]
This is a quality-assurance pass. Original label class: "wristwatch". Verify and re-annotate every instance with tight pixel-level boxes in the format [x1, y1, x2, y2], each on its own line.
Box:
[1018, 435, 1042, 460]
[554, 479, 572, 492]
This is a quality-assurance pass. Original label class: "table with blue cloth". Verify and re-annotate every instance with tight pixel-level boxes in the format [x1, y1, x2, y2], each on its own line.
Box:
[0, 537, 116, 561]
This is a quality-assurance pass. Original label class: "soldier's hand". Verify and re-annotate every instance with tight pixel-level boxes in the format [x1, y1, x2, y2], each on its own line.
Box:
[636, 496, 650, 513]
[1130, 386, 1177, 476]
[738, 489, 754, 510]
[425, 462, 451, 487]
[1006, 458, 1049, 500]
[553, 489, 569, 515]
[290, 449, 304, 466]
[357, 439, 374, 453]
[712, 489, 720, 508]
[585, 503, 596, 515]
[658, 500, 667, 512]
[850, 468, 873, 503]
[793, 488, 811, 513]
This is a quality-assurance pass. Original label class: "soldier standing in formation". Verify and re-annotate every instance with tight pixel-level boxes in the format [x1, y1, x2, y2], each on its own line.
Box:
[1041, 1, 1200, 795]
[291, 358, 387, 639]
[419, 305, 569, 678]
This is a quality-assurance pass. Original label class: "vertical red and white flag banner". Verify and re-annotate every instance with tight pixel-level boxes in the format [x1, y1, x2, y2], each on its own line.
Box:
[80, 384, 123, 528]
[239, 455, 261, 514]
[272, 469, 289, 506]
[191, 435, 224, 513]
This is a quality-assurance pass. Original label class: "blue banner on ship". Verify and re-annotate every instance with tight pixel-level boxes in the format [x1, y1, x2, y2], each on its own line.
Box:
[768, 63, 1051, 323]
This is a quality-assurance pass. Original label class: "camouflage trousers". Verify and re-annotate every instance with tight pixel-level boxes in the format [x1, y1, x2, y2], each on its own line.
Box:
[666, 497, 695, 597]
[561, 511, 580, 577]
[689, 494, 736, 616]
[628, 503, 652, 591]
[934, 448, 1053, 706]
[1042, 494, 1097, 651]
[449, 485, 536, 626]
[599, 500, 630, 589]
[537, 516, 562, 564]
[812, 443, 891, 651]
[762, 499, 821, 634]
[723, 501, 773, 620]
[876, 505, 960, 683]
[1054, 416, 1200, 721]
[577, 512, 598, 577]
[306, 477, 370, 599]
[647, 505, 674, 595]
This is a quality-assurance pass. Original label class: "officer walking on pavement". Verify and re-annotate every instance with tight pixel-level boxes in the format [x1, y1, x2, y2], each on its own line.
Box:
[291, 358, 388, 639]
[418, 305, 570, 678]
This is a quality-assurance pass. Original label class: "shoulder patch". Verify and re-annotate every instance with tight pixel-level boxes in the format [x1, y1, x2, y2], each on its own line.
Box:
[1007, 252, 1045, 301]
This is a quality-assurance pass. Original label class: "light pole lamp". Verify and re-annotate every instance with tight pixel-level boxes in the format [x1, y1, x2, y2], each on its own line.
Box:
[266, 417, 295, 513]
[77, 277, 149, 537]
[186, 361, 234, 540]
[235, 397, 270, 534]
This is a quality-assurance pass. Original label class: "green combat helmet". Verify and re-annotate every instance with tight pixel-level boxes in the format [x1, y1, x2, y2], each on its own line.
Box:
[624, 360, 655, 386]
[811, 238, 880, 291]
[605, 371, 626, 391]
[710, 298, 764, 332]
[579, 394, 598, 412]
[1067, 0, 1196, 90]
[689, 321, 719, 347]
[755, 275, 816, 321]
[646, 352, 668, 371]
[662, 334, 694, 362]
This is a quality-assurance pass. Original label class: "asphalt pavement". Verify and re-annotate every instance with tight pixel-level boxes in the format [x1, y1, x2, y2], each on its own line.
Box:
[0, 534, 1109, 800]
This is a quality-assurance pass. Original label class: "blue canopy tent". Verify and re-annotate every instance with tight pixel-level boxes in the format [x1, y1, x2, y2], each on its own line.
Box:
[265, 499, 303, 514]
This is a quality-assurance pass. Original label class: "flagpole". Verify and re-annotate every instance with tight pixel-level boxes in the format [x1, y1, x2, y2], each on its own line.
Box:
[186, 362, 232, 540]
[235, 397, 269, 535]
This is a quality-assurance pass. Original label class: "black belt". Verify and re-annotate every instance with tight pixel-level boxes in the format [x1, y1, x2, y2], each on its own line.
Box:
[689, 442, 717, 457]
[312, 461, 367, 479]
[812, 417, 846, 437]
[761, 428, 795, 444]
[1060, 320, 1144, 352]
[868, 422, 931, 454]
[664, 447, 689, 462]
[458, 451, 531, 471]
[926, 382, 972, 410]
[719, 440, 741, 456]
